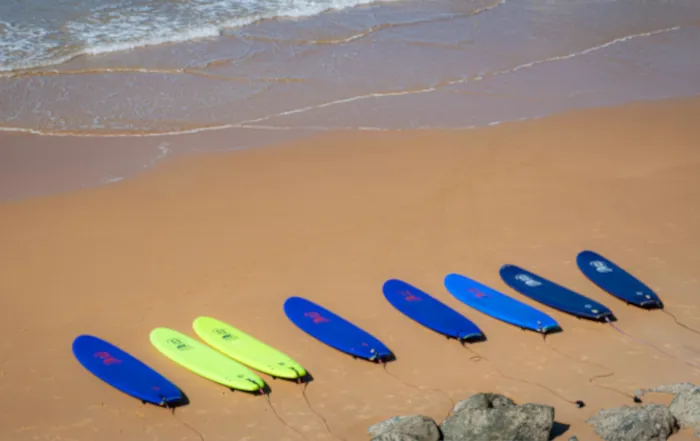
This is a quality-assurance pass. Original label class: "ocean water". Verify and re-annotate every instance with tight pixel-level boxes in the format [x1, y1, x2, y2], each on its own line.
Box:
[0, 0, 389, 72]
[1, 0, 699, 136]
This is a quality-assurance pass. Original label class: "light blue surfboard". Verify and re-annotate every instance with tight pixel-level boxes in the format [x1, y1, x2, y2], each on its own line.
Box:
[444, 273, 560, 333]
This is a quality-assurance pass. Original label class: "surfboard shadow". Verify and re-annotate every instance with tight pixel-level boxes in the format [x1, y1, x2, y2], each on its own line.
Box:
[228, 384, 273, 396]
[459, 334, 488, 344]
[268, 370, 316, 385]
[140, 390, 191, 409]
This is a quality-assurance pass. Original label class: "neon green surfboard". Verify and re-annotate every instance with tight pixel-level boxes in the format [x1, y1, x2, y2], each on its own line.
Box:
[192, 316, 307, 381]
[149, 327, 265, 392]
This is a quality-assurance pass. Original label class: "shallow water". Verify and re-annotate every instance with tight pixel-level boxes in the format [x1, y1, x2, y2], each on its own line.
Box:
[1, 0, 699, 138]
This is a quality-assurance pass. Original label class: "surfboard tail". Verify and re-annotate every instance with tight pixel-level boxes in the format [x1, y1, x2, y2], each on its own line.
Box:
[457, 331, 484, 341]
[160, 392, 187, 407]
[286, 365, 308, 380]
[539, 323, 561, 334]
[641, 299, 663, 309]
[370, 348, 394, 363]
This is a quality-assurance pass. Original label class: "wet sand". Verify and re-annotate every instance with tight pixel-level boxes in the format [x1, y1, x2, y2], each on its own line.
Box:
[1, 96, 700, 441]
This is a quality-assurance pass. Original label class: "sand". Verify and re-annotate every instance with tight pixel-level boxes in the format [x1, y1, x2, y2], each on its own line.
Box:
[1, 96, 700, 441]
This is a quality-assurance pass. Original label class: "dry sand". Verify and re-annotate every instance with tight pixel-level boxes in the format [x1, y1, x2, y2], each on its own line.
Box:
[1, 96, 700, 441]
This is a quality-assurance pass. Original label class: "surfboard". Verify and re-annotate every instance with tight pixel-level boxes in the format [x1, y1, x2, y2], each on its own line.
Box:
[576, 250, 663, 309]
[72, 334, 183, 406]
[499, 264, 615, 321]
[382, 278, 484, 340]
[283, 296, 392, 362]
[192, 316, 307, 381]
[149, 327, 265, 392]
[443, 273, 560, 333]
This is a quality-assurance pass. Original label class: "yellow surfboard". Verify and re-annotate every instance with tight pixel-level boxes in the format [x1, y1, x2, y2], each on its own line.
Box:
[149, 327, 265, 392]
[192, 316, 307, 381]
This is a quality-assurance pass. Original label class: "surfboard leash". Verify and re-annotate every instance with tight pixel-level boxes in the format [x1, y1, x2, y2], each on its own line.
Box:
[460, 343, 586, 409]
[298, 381, 345, 441]
[661, 309, 700, 336]
[381, 361, 456, 422]
[262, 390, 311, 441]
[542, 339, 642, 403]
[604, 317, 700, 371]
[162, 399, 206, 441]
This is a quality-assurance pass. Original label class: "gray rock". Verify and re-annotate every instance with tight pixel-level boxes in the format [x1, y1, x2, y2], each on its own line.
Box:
[368, 415, 440, 441]
[450, 393, 517, 415]
[669, 387, 700, 429]
[586, 404, 677, 441]
[568, 436, 579, 441]
[371, 434, 421, 441]
[635, 383, 696, 398]
[440, 400, 554, 441]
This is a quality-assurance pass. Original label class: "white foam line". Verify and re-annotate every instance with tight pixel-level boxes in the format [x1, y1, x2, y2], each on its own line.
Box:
[491, 25, 681, 77]
[0, 25, 683, 138]
[234, 25, 681, 127]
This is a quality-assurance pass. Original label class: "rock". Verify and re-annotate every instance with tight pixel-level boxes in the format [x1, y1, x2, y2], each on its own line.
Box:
[372, 434, 421, 441]
[440, 398, 554, 441]
[669, 386, 700, 429]
[450, 392, 516, 415]
[586, 404, 677, 441]
[568, 436, 579, 441]
[635, 383, 696, 398]
[368, 415, 440, 441]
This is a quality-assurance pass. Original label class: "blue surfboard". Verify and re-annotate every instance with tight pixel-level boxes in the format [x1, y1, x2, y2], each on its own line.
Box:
[444, 273, 560, 334]
[72, 334, 184, 406]
[382, 278, 483, 341]
[499, 264, 615, 321]
[283, 296, 392, 362]
[576, 250, 663, 309]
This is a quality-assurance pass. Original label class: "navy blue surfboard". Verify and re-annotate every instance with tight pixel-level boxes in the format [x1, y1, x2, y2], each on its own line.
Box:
[72, 335, 183, 406]
[283, 296, 392, 362]
[577, 250, 663, 309]
[383, 278, 483, 341]
[499, 264, 614, 321]
[444, 273, 560, 334]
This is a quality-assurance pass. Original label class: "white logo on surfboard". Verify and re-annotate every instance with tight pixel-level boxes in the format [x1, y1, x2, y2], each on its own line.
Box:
[515, 274, 542, 287]
[590, 260, 613, 273]
[584, 304, 600, 313]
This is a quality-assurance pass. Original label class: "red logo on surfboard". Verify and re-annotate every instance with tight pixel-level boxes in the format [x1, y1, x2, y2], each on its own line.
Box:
[400, 290, 421, 302]
[94, 351, 122, 366]
[304, 312, 330, 324]
[468, 288, 489, 298]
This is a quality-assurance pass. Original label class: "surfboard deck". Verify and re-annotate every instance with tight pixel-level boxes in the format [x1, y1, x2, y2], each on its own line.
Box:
[149, 327, 265, 392]
[283, 296, 392, 362]
[577, 250, 663, 308]
[72, 334, 183, 406]
[383, 278, 483, 340]
[499, 264, 615, 321]
[193, 316, 307, 381]
[444, 273, 560, 333]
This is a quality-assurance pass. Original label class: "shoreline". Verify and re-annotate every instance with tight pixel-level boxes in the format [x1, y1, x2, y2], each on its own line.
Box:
[2, 91, 699, 204]
[1, 95, 700, 441]
[2, 0, 699, 137]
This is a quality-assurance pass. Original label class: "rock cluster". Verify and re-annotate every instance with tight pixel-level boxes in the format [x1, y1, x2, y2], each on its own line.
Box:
[368, 385, 700, 441]
[368, 393, 554, 441]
